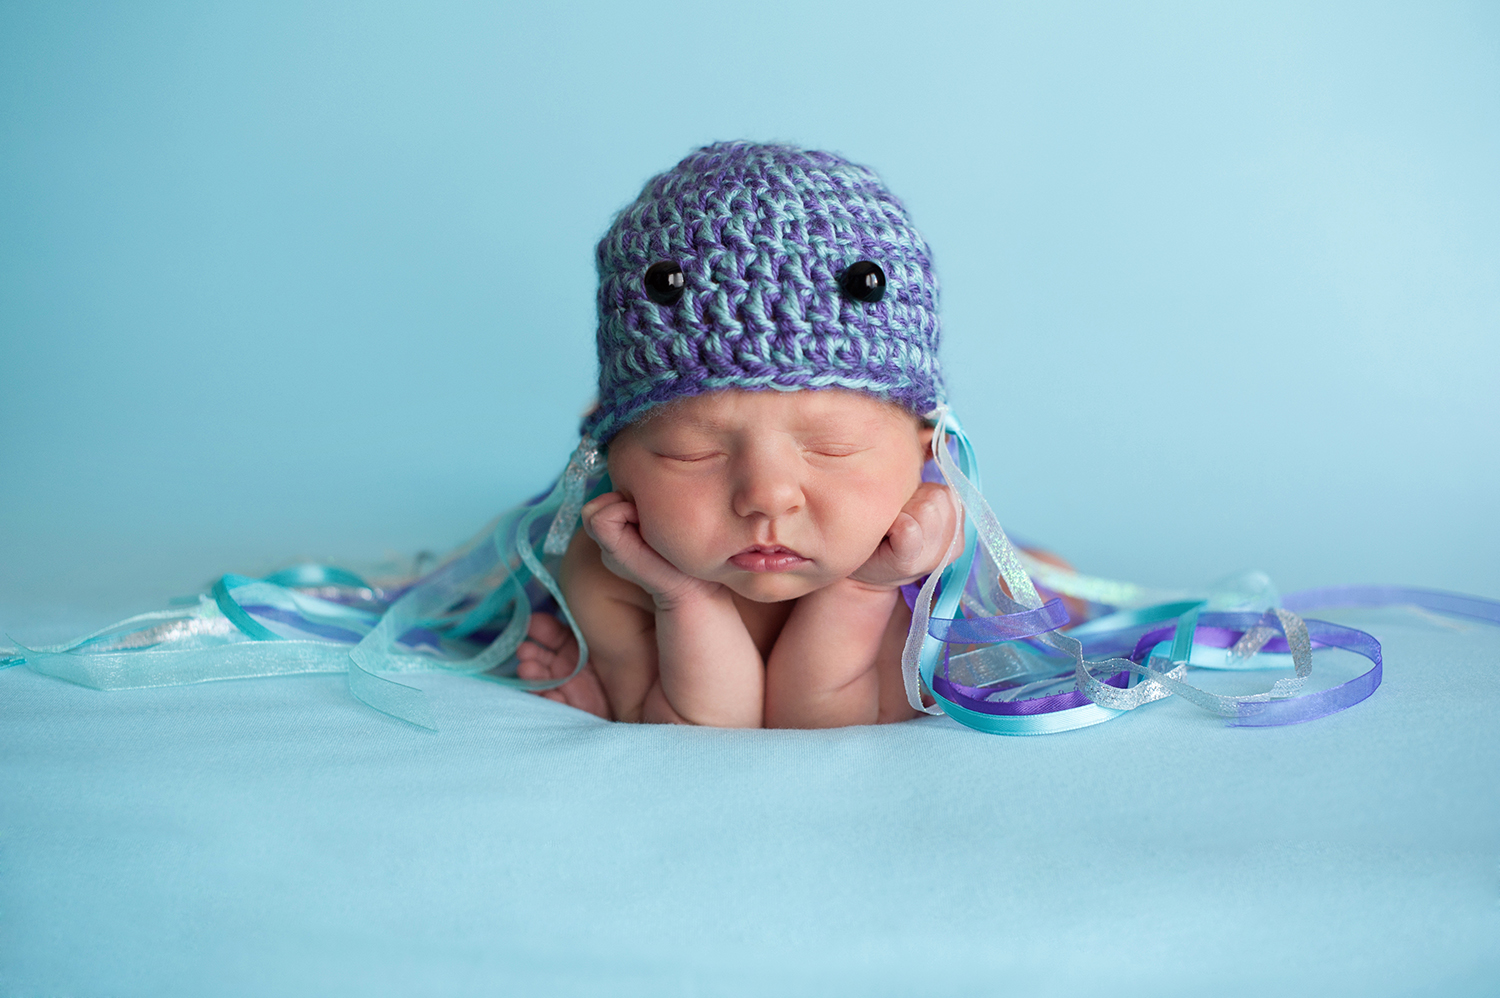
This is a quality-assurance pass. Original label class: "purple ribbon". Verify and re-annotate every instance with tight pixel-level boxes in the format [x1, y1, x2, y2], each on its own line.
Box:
[241, 605, 445, 652]
[1121, 611, 1385, 727]
[1232, 620, 1382, 726]
[926, 598, 1070, 643]
[931, 669, 1131, 716]
[1281, 585, 1500, 624]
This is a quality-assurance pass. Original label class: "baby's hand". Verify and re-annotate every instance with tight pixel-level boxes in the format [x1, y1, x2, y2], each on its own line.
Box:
[849, 482, 962, 590]
[581, 492, 721, 610]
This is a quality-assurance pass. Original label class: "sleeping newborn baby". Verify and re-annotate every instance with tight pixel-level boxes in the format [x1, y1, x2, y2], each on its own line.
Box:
[520, 388, 958, 727]
[516, 142, 964, 728]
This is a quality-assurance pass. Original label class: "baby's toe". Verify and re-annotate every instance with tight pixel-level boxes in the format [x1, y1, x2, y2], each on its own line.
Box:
[526, 612, 569, 651]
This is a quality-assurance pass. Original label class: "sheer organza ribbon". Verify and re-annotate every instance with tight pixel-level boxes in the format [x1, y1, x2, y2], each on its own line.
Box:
[4, 441, 608, 731]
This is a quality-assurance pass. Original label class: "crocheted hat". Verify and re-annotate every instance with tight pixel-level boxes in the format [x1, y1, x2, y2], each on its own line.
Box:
[582, 141, 945, 444]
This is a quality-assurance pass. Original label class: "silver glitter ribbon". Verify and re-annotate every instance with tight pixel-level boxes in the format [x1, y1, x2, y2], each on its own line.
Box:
[543, 436, 605, 557]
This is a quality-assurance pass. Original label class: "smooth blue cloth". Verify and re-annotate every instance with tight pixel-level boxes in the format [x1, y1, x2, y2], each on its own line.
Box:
[2, 606, 1496, 996]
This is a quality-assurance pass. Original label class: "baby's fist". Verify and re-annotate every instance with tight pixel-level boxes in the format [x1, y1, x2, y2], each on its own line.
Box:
[581, 491, 717, 609]
[849, 482, 962, 589]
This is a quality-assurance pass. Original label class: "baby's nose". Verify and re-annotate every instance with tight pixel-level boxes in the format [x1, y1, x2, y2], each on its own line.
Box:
[731, 449, 804, 519]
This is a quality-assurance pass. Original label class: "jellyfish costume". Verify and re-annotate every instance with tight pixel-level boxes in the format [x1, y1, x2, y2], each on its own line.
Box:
[7, 142, 1497, 733]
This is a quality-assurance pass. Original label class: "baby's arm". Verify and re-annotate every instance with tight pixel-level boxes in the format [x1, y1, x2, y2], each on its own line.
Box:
[761, 579, 897, 727]
[552, 535, 656, 722]
[575, 492, 765, 727]
[763, 482, 959, 728]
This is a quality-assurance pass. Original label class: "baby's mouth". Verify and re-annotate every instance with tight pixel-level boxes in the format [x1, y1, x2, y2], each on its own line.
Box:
[729, 544, 809, 573]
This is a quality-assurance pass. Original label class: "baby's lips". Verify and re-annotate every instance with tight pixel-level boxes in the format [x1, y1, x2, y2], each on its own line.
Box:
[735, 543, 806, 558]
[729, 545, 810, 573]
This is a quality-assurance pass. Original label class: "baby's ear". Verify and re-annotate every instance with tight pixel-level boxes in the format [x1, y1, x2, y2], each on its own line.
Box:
[917, 421, 935, 456]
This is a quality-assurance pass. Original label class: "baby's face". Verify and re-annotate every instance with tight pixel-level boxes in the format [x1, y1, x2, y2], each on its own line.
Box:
[606, 389, 931, 603]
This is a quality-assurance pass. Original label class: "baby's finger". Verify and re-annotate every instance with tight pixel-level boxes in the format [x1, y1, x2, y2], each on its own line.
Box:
[583, 498, 644, 552]
[582, 490, 624, 517]
[900, 490, 961, 575]
[912, 485, 961, 547]
[581, 492, 634, 537]
[885, 511, 924, 568]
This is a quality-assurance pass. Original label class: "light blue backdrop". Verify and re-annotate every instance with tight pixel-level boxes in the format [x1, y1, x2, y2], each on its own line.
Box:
[2, 1, 1497, 637]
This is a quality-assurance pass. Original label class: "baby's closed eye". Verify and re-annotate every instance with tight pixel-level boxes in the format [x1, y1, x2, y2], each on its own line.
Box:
[657, 450, 725, 463]
[800, 441, 871, 458]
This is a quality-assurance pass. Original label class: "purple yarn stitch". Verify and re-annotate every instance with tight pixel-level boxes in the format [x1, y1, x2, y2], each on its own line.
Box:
[583, 142, 946, 443]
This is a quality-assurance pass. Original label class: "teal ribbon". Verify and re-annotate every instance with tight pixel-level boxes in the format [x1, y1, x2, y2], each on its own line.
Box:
[211, 575, 280, 641]
[930, 687, 1125, 735]
[261, 565, 375, 590]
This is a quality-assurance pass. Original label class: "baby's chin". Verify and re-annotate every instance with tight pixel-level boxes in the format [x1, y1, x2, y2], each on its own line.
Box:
[720, 571, 840, 604]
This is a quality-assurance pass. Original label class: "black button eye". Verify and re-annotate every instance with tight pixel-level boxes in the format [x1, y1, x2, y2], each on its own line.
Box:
[643, 261, 686, 305]
[840, 260, 886, 303]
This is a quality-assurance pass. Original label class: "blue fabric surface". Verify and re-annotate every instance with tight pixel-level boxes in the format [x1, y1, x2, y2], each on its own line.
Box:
[3, 606, 1496, 996]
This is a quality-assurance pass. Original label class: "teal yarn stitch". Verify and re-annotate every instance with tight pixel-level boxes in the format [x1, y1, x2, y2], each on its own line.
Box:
[583, 141, 946, 444]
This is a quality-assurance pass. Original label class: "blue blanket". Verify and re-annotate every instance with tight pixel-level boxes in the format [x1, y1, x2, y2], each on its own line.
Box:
[3, 605, 1496, 996]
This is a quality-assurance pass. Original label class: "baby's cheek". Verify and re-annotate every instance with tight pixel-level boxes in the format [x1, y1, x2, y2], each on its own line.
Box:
[840, 514, 901, 570]
[632, 510, 674, 552]
[634, 510, 703, 570]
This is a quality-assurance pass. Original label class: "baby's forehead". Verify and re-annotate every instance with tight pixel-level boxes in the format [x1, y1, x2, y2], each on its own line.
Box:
[626, 388, 920, 438]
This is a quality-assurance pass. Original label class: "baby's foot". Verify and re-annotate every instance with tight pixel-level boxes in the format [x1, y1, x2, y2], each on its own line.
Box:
[515, 612, 612, 719]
